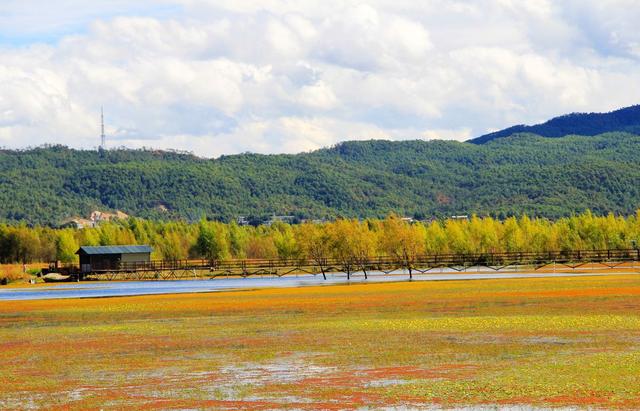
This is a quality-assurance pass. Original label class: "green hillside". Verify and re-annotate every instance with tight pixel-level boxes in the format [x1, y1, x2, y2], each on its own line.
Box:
[1, 132, 640, 225]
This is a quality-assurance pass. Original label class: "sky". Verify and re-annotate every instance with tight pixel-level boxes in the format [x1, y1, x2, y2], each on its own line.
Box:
[0, 0, 639, 157]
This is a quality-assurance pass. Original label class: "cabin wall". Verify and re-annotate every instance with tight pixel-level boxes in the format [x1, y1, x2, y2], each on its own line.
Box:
[90, 255, 121, 269]
[120, 253, 151, 263]
[79, 254, 91, 273]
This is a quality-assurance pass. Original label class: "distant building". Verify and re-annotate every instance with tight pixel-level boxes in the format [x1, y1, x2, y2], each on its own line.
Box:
[265, 215, 295, 226]
[301, 218, 326, 224]
[76, 245, 152, 273]
[451, 215, 469, 220]
[236, 216, 250, 226]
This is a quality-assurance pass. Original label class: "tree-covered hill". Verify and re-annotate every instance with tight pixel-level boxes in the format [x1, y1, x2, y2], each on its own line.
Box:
[1, 132, 640, 226]
[470, 105, 640, 144]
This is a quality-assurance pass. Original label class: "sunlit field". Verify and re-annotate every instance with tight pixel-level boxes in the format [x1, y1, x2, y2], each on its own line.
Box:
[2, 275, 640, 409]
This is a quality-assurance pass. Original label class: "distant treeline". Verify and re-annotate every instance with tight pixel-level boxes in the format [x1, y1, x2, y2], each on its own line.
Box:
[1, 211, 639, 265]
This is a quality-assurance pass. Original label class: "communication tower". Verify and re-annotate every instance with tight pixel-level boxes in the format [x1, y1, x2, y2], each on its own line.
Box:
[100, 107, 106, 149]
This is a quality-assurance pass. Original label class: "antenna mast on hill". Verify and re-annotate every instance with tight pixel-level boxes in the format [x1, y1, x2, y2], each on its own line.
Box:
[100, 107, 106, 149]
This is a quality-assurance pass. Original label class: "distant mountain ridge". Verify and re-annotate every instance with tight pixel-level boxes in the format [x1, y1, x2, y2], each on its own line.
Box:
[1, 132, 640, 225]
[469, 105, 640, 144]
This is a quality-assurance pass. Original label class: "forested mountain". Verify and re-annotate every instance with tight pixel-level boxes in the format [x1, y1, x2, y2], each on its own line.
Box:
[1, 132, 640, 226]
[470, 105, 640, 144]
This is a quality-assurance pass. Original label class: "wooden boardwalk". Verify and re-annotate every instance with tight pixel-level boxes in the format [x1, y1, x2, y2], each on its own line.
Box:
[65, 248, 640, 281]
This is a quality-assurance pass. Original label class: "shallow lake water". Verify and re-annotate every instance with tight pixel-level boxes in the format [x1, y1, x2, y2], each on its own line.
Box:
[0, 269, 612, 301]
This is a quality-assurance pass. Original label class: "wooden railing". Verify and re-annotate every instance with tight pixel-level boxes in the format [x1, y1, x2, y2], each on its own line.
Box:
[61, 248, 640, 280]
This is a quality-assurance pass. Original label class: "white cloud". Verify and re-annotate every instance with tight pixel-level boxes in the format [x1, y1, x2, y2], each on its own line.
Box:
[297, 81, 338, 110]
[0, 0, 638, 156]
[422, 128, 472, 141]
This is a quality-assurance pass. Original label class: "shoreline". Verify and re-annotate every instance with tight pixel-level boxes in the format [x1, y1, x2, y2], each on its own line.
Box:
[1, 270, 636, 302]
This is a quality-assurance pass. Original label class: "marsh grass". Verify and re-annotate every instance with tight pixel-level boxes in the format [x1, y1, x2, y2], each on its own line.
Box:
[0, 264, 27, 282]
[0, 263, 47, 284]
[1, 275, 639, 409]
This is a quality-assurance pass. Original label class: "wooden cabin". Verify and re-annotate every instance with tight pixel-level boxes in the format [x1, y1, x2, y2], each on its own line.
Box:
[76, 245, 152, 273]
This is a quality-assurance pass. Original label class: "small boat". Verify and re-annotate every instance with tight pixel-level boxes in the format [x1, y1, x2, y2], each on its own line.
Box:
[43, 273, 73, 283]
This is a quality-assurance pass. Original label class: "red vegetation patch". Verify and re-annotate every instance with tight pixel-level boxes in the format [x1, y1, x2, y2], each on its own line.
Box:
[297, 364, 475, 389]
[368, 364, 475, 379]
[545, 393, 610, 405]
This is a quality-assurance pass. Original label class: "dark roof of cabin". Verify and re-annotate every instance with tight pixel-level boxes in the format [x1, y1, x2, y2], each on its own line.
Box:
[76, 245, 153, 255]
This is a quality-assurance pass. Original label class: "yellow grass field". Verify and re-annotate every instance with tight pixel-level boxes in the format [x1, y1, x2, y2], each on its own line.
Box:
[1, 275, 640, 409]
[0, 263, 48, 282]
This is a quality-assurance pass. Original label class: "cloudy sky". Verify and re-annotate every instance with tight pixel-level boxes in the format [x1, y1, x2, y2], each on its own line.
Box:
[1, 0, 638, 157]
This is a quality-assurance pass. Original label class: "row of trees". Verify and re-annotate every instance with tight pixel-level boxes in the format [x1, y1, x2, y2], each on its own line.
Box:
[1, 210, 640, 265]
